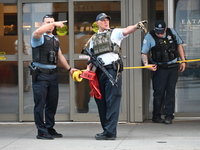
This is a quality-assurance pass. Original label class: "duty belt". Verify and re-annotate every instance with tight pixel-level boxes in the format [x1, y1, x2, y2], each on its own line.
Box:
[158, 63, 179, 69]
[40, 68, 57, 74]
[103, 64, 113, 70]
[97, 59, 123, 72]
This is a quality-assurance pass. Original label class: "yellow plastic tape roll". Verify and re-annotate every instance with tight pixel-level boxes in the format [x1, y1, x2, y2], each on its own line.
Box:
[72, 70, 83, 82]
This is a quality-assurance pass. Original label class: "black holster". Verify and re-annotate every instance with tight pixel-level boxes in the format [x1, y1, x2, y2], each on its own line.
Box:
[112, 59, 123, 72]
[29, 64, 40, 82]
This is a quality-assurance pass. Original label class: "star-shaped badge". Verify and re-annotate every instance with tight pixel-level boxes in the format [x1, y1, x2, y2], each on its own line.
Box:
[167, 35, 172, 40]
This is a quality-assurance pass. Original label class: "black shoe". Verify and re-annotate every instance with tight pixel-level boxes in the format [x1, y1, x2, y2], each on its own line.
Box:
[48, 129, 63, 138]
[152, 118, 165, 123]
[95, 133, 116, 140]
[95, 133, 103, 137]
[165, 118, 172, 124]
[36, 134, 54, 140]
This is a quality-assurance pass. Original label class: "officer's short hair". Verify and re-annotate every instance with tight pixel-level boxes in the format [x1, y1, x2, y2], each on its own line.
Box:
[42, 14, 54, 22]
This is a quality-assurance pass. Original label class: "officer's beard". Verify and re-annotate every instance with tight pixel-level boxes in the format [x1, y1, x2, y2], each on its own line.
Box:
[46, 30, 52, 34]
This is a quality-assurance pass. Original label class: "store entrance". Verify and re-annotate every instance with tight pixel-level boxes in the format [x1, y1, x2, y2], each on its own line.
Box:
[0, 1, 73, 122]
[18, 1, 71, 121]
[0, 3, 19, 121]
[0, 0, 128, 122]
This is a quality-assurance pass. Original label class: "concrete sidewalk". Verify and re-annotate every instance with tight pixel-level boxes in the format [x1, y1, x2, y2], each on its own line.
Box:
[0, 119, 200, 150]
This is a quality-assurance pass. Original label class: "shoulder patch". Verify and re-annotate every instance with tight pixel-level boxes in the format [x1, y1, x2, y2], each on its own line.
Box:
[143, 39, 147, 44]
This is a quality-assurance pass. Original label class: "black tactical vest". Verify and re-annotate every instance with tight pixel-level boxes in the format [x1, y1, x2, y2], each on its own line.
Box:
[32, 35, 59, 65]
[92, 29, 121, 56]
[150, 28, 178, 62]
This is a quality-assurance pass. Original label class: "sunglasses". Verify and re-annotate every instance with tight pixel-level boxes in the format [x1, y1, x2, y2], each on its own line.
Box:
[42, 14, 54, 21]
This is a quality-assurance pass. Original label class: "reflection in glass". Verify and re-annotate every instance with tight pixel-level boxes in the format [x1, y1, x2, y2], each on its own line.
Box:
[74, 1, 121, 54]
[0, 4, 17, 55]
[0, 61, 18, 114]
[74, 60, 98, 113]
[23, 61, 33, 114]
[22, 3, 70, 114]
[4, 10, 17, 35]
[175, 0, 200, 113]
[23, 62, 70, 114]
[57, 66, 70, 114]
[73, 2, 121, 113]
[14, 40, 32, 55]
[22, 3, 69, 54]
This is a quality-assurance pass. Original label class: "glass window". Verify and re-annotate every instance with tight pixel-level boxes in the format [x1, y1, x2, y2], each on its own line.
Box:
[175, 0, 200, 113]
[0, 61, 18, 114]
[74, 1, 121, 113]
[0, 4, 17, 55]
[74, 60, 95, 113]
[22, 3, 70, 114]
[0, 3, 18, 117]
[74, 1, 121, 54]
[148, 0, 165, 117]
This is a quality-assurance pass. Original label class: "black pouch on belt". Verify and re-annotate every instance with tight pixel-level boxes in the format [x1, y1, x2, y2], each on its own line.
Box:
[112, 59, 124, 72]
[159, 63, 168, 69]
[112, 61, 118, 71]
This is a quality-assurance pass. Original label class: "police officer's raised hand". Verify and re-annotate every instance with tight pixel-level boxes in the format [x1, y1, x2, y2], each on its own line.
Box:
[54, 20, 67, 28]
[136, 20, 148, 33]
[33, 20, 68, 38]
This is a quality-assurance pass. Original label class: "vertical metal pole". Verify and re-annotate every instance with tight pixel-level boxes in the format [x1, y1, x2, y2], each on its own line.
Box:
[165, 0, 174, 28]
[128, 0, 143, 122]
[17, 0, 23, 122]
[68, 0, 75, 120]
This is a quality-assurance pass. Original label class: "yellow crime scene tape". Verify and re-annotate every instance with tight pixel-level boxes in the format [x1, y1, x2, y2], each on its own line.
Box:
[72, 70, 84, 82]
[124, 59, 200, 70]
[176, 59, 200, 63]
[72, 69, 86, 82]
[72, 59, 200, 82]
[124, 66, 152, 69]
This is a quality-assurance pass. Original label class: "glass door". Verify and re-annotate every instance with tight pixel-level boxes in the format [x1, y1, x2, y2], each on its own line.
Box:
[18, 0, 70, 121]
[174, 0, 200, 117]
[71, 0, 127, 122]
[0, 3, 18, 121]
[18, 0, 127, 122]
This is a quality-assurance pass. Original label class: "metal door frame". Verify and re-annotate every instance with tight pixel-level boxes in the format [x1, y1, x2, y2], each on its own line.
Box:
[17, 0, 128, 122]
[70, 0, 128, 122]
[17, 0, 71, 121]
[16, 0, 145, 122]
[0, 1, 18, 121]
[166, 0, 200, 118]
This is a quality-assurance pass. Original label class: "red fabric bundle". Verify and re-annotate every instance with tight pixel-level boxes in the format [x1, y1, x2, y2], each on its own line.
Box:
[80, 71, 102, 99]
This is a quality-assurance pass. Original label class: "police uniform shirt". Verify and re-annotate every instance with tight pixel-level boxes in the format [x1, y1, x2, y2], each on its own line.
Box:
[89, 28, 128, 66]
[31, 33, 60, 69]
[141, 28, 183, 64]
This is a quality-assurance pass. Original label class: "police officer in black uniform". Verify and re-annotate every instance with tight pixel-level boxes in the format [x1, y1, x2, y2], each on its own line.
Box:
[141, 20, 186, 124]
[30, 14, 77, 140]
[86, 13, 147, 140]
